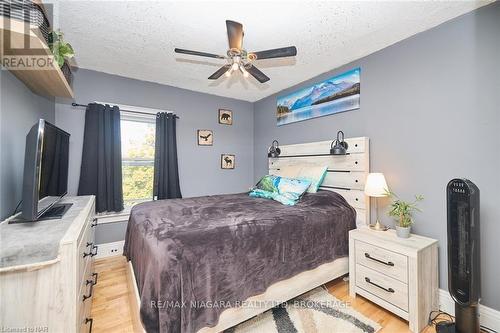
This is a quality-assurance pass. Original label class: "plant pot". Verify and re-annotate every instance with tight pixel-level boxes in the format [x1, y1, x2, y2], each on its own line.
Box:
[61, 60, 73, 86]
[395, 225, 411, 238]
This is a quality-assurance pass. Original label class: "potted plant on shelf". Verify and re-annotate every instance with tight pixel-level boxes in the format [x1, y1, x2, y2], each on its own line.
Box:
[387, 191, 424, 238]
[48, 30, 75, 84]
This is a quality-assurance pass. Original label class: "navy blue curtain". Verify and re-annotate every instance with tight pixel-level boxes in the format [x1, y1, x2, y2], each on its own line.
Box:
[153, 112, 181, 200]
[78, 103, 124, 212]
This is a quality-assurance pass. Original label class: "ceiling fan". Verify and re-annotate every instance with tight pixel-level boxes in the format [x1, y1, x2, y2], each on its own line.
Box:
[174, 20, 297, 83]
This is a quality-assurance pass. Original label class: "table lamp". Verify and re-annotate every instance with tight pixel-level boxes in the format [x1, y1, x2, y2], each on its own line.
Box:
[364, 173, 389, 231]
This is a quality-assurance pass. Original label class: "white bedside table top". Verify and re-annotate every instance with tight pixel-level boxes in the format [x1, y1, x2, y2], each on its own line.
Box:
[350, 227, 438, 256]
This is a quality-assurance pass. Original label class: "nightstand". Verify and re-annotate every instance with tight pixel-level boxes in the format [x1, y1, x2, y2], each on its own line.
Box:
[349, 228, 439, 333]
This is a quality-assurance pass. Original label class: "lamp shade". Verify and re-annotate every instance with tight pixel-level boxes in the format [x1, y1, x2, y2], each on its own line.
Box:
[364, 173, 388, 197]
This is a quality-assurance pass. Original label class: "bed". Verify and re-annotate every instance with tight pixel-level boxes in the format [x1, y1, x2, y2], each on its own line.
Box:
[124, 137, 370, 333]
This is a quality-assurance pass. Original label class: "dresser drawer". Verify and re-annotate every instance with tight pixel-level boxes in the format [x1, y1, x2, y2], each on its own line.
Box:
[77, 220, 96, 288]
[78, 257, 92, 299]
[356, 264, 408, 312]
[78, 293, 93, 333]
[79, 315, 93, 333]
[355, 240, 408, 283]
[78, 270, 97, 332]
[77, 201, 95, 244]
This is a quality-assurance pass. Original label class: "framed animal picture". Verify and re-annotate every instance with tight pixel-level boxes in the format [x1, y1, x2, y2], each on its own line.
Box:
[221, 154, 235, 169]
[218, 109, 233, 125]
[197, 130, 213, 146]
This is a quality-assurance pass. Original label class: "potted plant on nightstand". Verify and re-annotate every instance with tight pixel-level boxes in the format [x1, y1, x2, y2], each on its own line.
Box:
[387, 191, 424, 238]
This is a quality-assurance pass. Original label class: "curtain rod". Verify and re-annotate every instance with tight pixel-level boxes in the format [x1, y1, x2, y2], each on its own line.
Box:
[71, 103, 179, 119]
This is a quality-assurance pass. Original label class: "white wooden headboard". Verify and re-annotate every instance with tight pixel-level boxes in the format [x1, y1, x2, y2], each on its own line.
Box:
[268, 137, 370, 227]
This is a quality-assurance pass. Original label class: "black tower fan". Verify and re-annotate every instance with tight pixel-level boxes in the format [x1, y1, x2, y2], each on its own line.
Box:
[445, 179, 480, 333]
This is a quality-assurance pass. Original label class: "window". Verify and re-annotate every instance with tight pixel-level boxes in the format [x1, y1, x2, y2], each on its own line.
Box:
[120, 115, 155, 206]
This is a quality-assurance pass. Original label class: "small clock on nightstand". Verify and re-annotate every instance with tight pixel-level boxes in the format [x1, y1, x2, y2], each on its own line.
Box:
[349, 228, 439, 333]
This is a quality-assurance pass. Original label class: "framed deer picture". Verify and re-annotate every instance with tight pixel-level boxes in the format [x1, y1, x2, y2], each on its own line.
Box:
[218, 109, 233, 125]
[197, 130, 213, 146]
[221, 154, 235, 169]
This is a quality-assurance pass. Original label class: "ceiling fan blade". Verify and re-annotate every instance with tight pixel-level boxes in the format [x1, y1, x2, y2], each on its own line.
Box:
[226, 20, 243, 50]
[246, 65, 270, 83]
[249, 46, 297, 60]
[174, 48, 225, 59]
[208, 65, 231, 80]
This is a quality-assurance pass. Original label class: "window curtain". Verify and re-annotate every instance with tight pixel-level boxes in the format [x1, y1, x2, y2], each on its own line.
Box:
[78, 103, 124, 213]
[153, 112, 182, 199]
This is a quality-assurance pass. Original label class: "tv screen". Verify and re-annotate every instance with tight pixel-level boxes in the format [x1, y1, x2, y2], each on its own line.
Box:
[20, 120, 70, 221]
[39, 122, 70, 199]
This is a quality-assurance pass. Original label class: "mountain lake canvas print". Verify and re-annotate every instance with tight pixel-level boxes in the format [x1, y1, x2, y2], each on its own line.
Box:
[276, 68, 360, 126]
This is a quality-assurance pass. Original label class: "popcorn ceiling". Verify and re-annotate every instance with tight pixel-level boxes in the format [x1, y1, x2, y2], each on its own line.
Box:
[56, 0, 490, 102]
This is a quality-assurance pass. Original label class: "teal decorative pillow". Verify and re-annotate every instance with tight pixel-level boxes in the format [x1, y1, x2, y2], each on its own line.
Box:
[254, 175, 278, 193]
[249, 188, 275, 200]
[250, 175, 311, 205]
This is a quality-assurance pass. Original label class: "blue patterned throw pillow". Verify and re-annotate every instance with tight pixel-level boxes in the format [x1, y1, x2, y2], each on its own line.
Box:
[249, 175, 311, 205]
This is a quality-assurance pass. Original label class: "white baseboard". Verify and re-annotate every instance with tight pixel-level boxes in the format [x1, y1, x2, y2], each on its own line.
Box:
[95, 211, 130, 225]
[95, 240, 125, 259]
[439, 289, 500, 331]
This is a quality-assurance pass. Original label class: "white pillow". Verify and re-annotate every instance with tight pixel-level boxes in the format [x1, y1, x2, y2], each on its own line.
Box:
[296, 165, 328, 193]
[271, 164, 328, 193]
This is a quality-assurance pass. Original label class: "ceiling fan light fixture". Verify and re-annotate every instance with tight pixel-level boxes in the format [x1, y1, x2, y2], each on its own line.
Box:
[239, 65, 249, 77]
[175, 20, 297, 83]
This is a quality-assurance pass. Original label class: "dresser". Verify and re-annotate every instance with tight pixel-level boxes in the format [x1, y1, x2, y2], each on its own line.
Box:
[349, 228, 438, 333]
[0, 196, 97, 333]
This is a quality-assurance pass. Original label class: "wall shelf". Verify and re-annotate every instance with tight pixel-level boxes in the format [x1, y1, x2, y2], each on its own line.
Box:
[0, 17, 74, 99]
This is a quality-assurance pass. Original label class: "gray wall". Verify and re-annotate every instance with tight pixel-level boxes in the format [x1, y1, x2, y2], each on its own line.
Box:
[0, 71, 55, 220]
[2, 1, 498, 310]
[253, 3, 500, 310]
[55, 69, 254, 243]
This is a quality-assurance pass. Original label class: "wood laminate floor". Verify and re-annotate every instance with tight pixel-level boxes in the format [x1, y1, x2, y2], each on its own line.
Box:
[91, 256, 436, 333]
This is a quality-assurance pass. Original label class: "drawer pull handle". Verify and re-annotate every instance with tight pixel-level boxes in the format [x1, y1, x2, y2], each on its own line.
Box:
[86, 272, 98, 286]
[85, 317, 93, 333]
[364, 253, 394, 266]
[91, 218, 98, 227]
[83, 280, 94, 302]
[90, 245, 98, 257]
[83, 243, 93, 258]
[365, 277, 395, 293]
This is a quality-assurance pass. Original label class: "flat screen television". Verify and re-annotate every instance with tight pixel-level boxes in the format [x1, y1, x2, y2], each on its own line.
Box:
[17, 119, 71, 222]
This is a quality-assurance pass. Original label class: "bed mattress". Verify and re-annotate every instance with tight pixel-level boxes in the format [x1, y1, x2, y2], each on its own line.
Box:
[123, 191, 356, 333]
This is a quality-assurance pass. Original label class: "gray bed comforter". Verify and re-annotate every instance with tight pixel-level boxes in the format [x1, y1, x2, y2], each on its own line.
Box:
[123, 191, 356, 333]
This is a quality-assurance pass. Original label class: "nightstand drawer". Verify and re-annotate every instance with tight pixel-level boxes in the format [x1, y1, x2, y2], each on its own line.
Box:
[356, 264, 408, 312]
[349, 228, 438, 332]
[355, 240, 408, 283]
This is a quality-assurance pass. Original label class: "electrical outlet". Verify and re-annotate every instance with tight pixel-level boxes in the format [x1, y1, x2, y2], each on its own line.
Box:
[95, 241, 124, 259]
